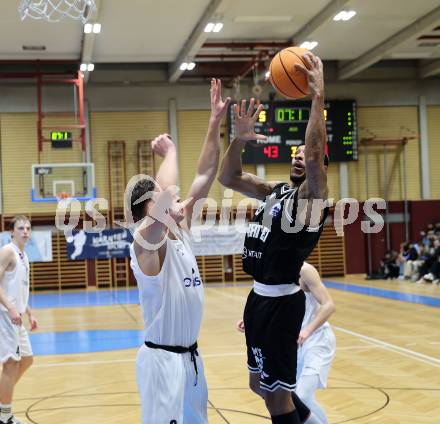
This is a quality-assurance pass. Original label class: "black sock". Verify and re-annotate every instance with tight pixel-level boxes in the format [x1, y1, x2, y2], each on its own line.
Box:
[291, 392, 311, 423]
[271, 410, 301, 424]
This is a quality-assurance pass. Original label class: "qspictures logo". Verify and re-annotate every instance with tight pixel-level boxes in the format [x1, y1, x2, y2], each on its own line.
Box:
[55, 174, 386, 250]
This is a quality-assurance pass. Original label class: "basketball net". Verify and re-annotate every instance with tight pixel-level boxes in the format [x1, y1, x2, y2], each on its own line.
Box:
[19, 0, 96, 23]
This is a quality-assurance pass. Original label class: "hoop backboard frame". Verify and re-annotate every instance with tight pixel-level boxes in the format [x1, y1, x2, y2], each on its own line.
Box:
[31, 162, 96, 202]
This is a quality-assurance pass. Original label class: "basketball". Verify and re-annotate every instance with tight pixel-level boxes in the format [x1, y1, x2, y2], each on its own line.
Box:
[269, 47, 310, 99]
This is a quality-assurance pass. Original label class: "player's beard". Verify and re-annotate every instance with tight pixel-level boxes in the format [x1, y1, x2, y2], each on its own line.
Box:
[290, 173, 306, 184]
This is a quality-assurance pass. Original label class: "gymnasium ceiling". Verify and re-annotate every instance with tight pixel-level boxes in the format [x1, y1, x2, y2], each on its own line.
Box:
[1, 0, 440, 84]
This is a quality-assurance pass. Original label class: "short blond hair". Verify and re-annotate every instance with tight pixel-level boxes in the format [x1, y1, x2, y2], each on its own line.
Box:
[9, 215, 31, 231]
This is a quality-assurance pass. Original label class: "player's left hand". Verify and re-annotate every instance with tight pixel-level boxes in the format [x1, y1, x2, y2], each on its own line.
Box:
[297, 329, 311, 346]
[28, 314, 38, 331]
[236, 319, 245, 333]
[234, 98, 267, 142]
[210, 78, 231, 123]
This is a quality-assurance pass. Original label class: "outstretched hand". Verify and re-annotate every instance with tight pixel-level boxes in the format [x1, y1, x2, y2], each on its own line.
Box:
[210, 78, 231, 122]
[294, 52, 324, 99]
[234, 98, 267, 142]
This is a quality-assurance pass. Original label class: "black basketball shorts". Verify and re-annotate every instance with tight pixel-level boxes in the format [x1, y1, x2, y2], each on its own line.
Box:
[243, 288, 306, 392]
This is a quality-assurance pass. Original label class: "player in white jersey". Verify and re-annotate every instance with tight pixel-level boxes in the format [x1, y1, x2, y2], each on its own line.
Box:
[0, 216, 38, 424]
[127, 79, 230, 424]
[237, 262, 335, 424]
[296, 262, 336, 424]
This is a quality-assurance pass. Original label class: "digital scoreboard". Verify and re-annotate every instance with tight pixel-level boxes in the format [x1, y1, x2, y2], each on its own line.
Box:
[51, 131, 73, 148]
[228, 100, 357, 164]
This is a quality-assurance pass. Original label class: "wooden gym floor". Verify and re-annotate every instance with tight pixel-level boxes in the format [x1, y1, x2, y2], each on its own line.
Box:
[7, 276, 440, 424]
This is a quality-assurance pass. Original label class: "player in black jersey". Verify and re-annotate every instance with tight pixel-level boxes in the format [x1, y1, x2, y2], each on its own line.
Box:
[218, 52, 329, 424]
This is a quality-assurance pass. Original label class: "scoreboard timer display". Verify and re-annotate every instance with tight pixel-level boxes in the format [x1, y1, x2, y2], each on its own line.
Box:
[229, 100, 357, 164]
[50, 131, 73, 148]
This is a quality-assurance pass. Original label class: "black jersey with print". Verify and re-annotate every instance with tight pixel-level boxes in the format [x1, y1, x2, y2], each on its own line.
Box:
[242, 183, 328, 285]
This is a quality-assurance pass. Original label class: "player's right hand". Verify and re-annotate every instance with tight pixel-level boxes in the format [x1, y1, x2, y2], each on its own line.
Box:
[8, 308, 22, 326]
[236, 319, 245, 333]
[151, 134, 176, 157]
[294, 52, 324, 99]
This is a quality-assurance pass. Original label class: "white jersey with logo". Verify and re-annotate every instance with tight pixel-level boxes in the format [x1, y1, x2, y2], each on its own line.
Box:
[0, 242, 33, 363]
[130, 230, 204, 346]
[297, 291, 335, 388]
[130, 230, 208, 424]
[0, 243, 30, 314]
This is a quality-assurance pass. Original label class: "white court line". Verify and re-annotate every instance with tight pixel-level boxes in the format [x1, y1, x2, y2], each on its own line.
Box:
[336, 344, 377, 351]
[333, 326, 440, 368]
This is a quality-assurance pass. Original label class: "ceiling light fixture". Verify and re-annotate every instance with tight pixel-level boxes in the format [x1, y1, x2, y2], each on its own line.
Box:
[333, 10, 356, 21]
[84, 23, 92, 33]
[204, 22, 215, 32]
[205, 22, 223, 33]
[213, 22, 223, 32]
[180, 62, 196, 71]
[92, 23, 101, 33]
[299, 41, 318, 50]
[81, 63, 95, 72]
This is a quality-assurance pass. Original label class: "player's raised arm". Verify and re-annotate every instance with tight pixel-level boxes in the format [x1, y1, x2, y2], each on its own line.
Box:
[183, 79, 230, 228]
[298, 263, 335, 345]
[218, 99, 275, 200]
[130, 135, 180, 275]
[295, 53, 328, 200]
[151, 134, 178, 190]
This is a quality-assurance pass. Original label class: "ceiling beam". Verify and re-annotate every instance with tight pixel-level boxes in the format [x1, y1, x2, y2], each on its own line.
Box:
[339, 5, 440, 80]
[290, 0, 351, 45]
[80, 0, 102, 83]
[420, 58, 440, 78]
[168, 0, 228, 82]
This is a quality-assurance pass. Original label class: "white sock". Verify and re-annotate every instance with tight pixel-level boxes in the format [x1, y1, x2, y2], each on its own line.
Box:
[0, 404, 12, 422]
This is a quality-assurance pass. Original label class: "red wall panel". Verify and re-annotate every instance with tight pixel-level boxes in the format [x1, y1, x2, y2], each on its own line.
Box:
[344, 200, 440, 275]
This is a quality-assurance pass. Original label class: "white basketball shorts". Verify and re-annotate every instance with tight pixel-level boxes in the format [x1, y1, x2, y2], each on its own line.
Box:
[297, 326, 336, 389]
[0, 311, 33, 363]
[136, 344, 208, 424]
